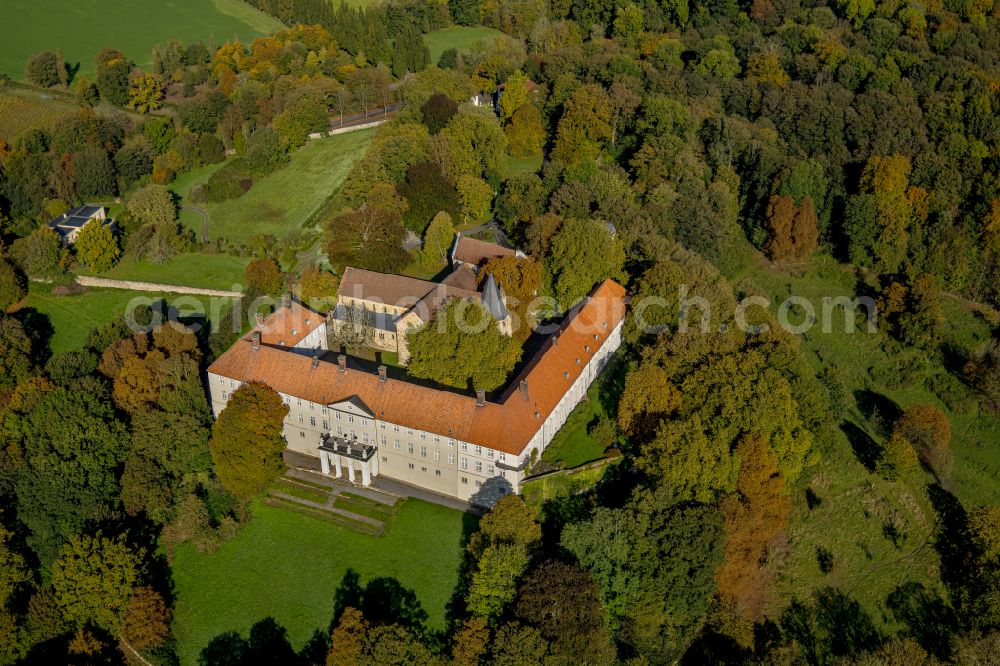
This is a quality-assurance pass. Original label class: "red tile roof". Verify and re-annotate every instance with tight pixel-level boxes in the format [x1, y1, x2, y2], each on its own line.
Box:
[258, 300, 326, 347]
[209, 280, 627, 455]
[453, 236, 515, 267]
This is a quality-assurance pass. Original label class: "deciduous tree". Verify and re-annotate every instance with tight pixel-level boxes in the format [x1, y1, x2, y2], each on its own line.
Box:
[325, 205, 409, 273]
[421, 211, 454, 269]
[893, 404, 950, 475]
[127, 71, 164, 113]
[209, 383, 289, 501]
[245, 258, 285, 298]
[49, 533, 140, 633]
[122, 586, 170, 650]
[74, 219, 121, 273]
[406, 299, 522, 391]
[479, 256, 541, 339]
[0, 260, 27, 311]
[545, 217, 626, 310]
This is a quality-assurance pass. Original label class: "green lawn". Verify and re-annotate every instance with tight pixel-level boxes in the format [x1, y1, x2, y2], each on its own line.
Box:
[423, 26, 515, 63]
[84, 253, 250, 292]
[0, 0, 281, 81]
[171, 499, 472, 666]
[172, 130, 374, 244]
[542, 384, 609, 469]
[506, 155, 543, 177]
[21, 283, 233, 355]
[741, 256, 1000, 624]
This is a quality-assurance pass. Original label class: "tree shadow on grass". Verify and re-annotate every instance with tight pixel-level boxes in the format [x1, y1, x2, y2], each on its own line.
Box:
[199, 617, 300, 666]
[886, 581, 958, 660]
[330, 569, 428, 635]
[853, 389, 901, 437]
[841, 421, 881, 471]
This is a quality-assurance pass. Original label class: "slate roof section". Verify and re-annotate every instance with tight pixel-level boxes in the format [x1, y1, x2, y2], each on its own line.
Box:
[481, 273, 509, 320]
[208, 280, 627, 456]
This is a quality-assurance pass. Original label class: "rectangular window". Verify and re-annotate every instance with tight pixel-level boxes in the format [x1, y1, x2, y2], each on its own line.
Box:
[420, 432, 426, 440]
[322, 407, 327, 414]
[434, 450, 440, 461]
[499, 452, 506, 462]
[380, 422, 385, 429]
[421, 466, 427, 472]
[361, 419, 367, 427]
[348, 415, 354, 423]
[475, 480, 482, 487]
[393, 425, 400, 432]
[322, 420, 329, 430]
[296, 398, 302, 406]
[461, 477, 468, 484]
[337, 426, 343, 435]
[381, 436, 386, 446]
[475, 461, 482, 473]
[336, 412, 341, 420]
[435, 470, 441, 476]
[487, 465, 494, 475]
[420, 446, 427, 457]
[309, 402, 314, 410]
[408, 463, 414, 469]
[475, 446, 482, 455]
[221, 391, 228, 400]
[394, 440, 400, 450]
[407, 443, 414, 454]
[434, 436, 440, 443]
[382, 456, 387, 462]
[460, 457, 468, 470]
[448, 454, 455, 465]
[448, 439, 455, 447]
[487, 449, 494, 458]
[300, 431, 305, 438]
[407, 429, 413, 436]
[297, 414, 304, 423]
[309, 417, 316, 426]
[461, 442, 468, 452]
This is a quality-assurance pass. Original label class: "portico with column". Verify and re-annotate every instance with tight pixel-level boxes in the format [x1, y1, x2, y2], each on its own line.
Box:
[318, 433, 377, 486]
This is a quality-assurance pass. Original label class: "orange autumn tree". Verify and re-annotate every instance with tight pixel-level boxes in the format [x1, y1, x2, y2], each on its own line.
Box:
[716, 435, 790, 636]
[764, 194, 819, 262]
[893, 404, 951, 476]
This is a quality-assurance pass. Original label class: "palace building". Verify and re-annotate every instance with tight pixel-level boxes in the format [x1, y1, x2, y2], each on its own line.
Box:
[206, 278, 627, 507]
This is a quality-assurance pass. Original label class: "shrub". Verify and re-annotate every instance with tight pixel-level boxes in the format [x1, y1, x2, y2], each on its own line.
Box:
[203, 163, 253, 202]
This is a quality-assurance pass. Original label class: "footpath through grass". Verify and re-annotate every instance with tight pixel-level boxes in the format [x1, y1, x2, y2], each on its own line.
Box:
[741, 256, 1000, 625]
[20, 283, 232, 355]
[0, 0, 280, 81]
[170, 498, 472, 666]
[172, 130, 374, 244]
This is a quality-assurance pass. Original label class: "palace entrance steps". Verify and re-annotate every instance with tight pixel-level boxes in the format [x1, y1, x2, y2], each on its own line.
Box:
[265, 463, 401, 536]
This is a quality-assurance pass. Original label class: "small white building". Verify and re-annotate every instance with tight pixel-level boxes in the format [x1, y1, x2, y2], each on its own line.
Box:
[47, 204, 117, 244]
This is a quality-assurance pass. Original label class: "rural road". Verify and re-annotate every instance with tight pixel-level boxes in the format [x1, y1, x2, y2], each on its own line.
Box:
[75, 276, 240, 297]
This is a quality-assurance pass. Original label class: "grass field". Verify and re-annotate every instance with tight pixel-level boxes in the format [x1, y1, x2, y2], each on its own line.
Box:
[0, 0, 281, 82]
[740, 256, 1000, 624]
[541, 383, 610, 469]
[84, 253, 250, 292]
[20, 283, 233, 355]
[172, 129, 374, 244]
[171, 499, 472, 666]
[423, 26, 515, 63]
[0, 89, 79, 142]
[506, 155, 543, 177]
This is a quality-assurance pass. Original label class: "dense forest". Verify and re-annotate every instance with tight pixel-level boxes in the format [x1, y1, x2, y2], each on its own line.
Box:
[0, 0, 999, 663]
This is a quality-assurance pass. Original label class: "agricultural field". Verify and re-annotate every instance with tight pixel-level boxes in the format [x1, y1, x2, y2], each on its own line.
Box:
[20, 283, 234, 355]
[0, 89, 79, 142]
[172, 129, 374, 244]
[82, 253, 251, 292]
[741, 257, 1000, 623]
[423, 26, 514, 63]
[170, 499, 471, 666]
[0, 0, 281, 82]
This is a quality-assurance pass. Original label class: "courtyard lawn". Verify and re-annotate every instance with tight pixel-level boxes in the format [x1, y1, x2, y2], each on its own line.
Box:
[740, 256, 1000, 626]
[506, 154, 543, 177]
[172, 129, 374, 244]
[423, 26, 514, 63]
[171, 499, 472, 666]
[0, 0, 281, 81]
[21, 283, 233, 355]
[85, 253, 251, 292]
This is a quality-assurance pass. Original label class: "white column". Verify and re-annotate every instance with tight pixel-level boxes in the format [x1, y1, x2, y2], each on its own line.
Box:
[361, 460, 371, 486]
[320, 450, 329, 475]
[347, 459, 355, 483]
[334, 455, 342, 478]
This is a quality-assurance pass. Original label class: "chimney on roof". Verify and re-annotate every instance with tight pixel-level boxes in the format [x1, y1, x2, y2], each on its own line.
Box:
[282, 294, 291, 309]
[378, 365, 387, 382]
[338, 354, 346, 373]
[251, 332, 261, 350]
[311, 354, 320, 369]
[519, 380, 529, 401]
[255, 313, 265, 327]
[475, 389, 485, 407]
